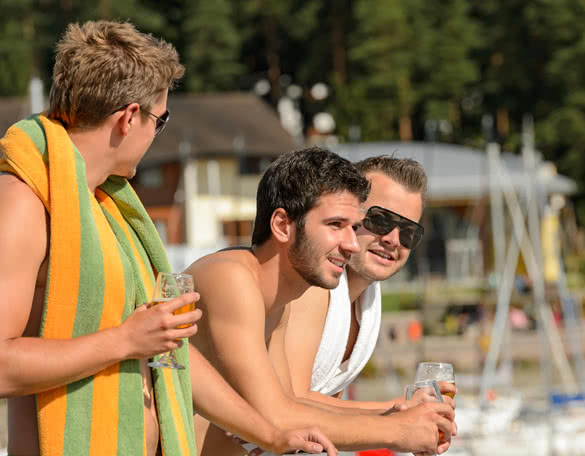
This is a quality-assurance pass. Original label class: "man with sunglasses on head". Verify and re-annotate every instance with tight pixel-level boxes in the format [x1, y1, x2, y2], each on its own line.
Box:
[268, 155, 456, 454]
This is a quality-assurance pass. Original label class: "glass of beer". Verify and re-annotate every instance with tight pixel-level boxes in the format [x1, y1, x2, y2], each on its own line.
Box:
[405, 379, 443, 402]
[415, 362, 455, 398]
[405, 379, 443, 456]
[147, 272, 195, 370]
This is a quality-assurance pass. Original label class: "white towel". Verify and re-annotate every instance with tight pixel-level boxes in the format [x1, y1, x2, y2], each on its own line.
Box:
[310, 271, 381, 396]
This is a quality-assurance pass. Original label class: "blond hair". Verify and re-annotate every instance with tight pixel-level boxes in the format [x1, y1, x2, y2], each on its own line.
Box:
[48, 20, 184, 128]
[356, 155, 428, 206]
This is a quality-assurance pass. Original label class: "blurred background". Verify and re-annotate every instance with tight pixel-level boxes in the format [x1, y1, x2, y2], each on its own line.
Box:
[2, 1, 585, 455]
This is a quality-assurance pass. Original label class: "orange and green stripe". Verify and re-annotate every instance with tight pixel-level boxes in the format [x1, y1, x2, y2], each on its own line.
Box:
[0, 115, 197, 456]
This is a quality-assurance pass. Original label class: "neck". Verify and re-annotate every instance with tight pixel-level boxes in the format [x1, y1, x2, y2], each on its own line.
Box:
[68, 127, 115, 193]
[252, 242, 311, 314]
[346, 266, 373, 303]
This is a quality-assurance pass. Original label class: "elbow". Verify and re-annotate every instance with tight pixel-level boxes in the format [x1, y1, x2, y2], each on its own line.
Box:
[0, 355, 24, 398]
[0, 377, 18, 399]
[266, 398, 298, 430]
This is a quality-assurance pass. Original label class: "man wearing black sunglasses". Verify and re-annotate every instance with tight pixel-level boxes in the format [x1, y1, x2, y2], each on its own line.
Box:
[274, 155, 457, 455]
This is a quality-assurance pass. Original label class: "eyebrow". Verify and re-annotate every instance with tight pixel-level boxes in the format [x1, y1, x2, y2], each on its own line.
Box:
[323, 216, 363, 226]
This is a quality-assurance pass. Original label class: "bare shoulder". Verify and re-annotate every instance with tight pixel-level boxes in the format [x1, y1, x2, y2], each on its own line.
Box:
[0, 174, 47, 257]
[185, 249, 263, 314]
[186, 249, 259, 285]
[0, 174, 48, 338]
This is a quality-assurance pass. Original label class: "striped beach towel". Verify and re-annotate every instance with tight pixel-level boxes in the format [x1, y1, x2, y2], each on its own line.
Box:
[0, 115, 197, 456]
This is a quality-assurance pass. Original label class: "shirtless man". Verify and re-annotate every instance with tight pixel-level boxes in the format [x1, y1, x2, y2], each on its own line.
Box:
[187, 147, 455, 456]
[280, 156, 456, 424]
[0, 20, 335, 456]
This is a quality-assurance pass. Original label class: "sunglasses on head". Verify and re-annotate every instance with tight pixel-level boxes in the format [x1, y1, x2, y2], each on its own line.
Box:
[362, 205, 424, 250]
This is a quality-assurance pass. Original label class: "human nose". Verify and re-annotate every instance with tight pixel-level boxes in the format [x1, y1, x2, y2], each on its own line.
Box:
[341, 226, 360, 255]
[381, 226, 401, 247]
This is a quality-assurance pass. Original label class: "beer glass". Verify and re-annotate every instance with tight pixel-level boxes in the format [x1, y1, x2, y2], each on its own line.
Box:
[148, 272, 195, 370]
[406, 380, 443, 456]
[405, 379, 443, 402]
[415, 362, 455, 398]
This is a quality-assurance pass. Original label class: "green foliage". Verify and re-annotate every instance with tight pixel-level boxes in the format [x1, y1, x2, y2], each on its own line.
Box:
[2, 0, 585, 222]
[181, 0, 243, 91]
[0, 2, 36, 95]
[381, 292, 419, 312]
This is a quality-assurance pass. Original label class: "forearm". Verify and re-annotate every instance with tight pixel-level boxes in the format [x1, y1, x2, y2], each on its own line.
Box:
[258, 394, 401, 451]
[189, 348, 278, 449]
[295, 395, 382, 415]
[301, 389, 399, 414]
[0, 328, 127, 397]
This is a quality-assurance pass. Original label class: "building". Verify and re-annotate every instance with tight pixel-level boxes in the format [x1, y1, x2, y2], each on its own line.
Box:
[132, 92, 298, 249]
[334, 141, 577, 285]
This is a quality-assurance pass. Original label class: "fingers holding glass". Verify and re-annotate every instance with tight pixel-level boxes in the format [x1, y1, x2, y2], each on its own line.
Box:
[148, 272, 197, 369]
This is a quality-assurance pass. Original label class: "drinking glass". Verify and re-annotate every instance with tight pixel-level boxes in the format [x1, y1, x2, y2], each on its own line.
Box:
[147, 272, 195, 370]
[405, 379, 443, 456]
[405, 379, 443, 402]
[415, 362, 456, 398]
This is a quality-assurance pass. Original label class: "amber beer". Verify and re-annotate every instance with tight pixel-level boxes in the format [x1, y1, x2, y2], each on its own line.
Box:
[442, 380, 456, 398]
[152, 298, 195, 329]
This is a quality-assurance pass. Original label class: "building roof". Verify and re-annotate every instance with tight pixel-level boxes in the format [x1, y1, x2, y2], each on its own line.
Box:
[0, 93, 297, 164]
[334, 141, 577, 200]
[142, 92, 298, 165]
[0, 98, 34, 136]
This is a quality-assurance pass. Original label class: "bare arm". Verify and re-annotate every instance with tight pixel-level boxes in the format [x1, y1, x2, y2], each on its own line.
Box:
[188, 344, 337, 455]
[0, 177, 201, 397]
[189, 260, 454, 453]
[283, 287, 399, 412]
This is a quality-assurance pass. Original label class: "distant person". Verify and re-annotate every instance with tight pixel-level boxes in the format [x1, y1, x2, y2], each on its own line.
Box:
[186, 147, 454, 456]
[0, 20, 335, 456]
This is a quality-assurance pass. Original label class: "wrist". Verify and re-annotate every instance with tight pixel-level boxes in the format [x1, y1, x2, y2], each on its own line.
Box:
[107, 325, 131, 362]
[263, 424, 283, 453]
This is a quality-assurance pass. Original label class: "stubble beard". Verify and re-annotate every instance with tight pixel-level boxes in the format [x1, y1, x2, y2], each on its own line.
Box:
[289, 224, 338, 289]
[351, 247, 401, 283]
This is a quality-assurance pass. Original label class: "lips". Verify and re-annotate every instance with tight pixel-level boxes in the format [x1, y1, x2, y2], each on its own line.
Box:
[328, 256, 347, 271]
[369, 249, 396, 262]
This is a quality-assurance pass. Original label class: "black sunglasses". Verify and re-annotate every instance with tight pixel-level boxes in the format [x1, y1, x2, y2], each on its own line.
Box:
[362, 205, 424, 250]
[112, 104, 170, 136]
[143, 108, 170, 136]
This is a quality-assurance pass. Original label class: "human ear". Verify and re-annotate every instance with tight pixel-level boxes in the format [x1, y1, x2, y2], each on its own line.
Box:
[117, 103, 140, 136]
[270, 208, 292, 243]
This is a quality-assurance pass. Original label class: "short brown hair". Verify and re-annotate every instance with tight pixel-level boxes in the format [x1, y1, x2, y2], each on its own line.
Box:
[48, 20, 184, 128]
[356, 155, 428, 206]
[252, 147, 370, 246]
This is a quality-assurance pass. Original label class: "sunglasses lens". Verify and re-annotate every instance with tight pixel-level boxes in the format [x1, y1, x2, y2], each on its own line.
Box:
[364, 207, 423, 249]
[155, 110, 170, 135]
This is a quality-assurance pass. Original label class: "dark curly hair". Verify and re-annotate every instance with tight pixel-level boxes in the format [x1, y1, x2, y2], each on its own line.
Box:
[252, 146, 370, 246]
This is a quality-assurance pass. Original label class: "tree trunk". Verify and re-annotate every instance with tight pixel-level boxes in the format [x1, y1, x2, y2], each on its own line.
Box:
[331, 7, 346, 85]
[399, 115, 413, 141]
[263, 16, 281, 103]
[497, 107, 509, 140]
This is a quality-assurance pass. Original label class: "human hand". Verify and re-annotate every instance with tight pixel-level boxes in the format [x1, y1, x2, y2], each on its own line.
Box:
[381, 402, 407, 415]
[437, 381, 457, 406]
[404, 383, 455, 411]
[227, 427, 337, 456]
[386, 401, 454, 455]
[118, 292, 202, 360]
